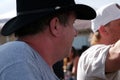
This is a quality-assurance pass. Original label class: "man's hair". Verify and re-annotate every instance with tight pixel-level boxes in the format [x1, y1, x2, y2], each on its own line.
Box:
[15, 11, 74, 37]
[90, 23, 110, 45]
[89, 31, 101, 45]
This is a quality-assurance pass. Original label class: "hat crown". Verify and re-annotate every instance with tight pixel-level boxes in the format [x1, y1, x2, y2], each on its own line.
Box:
[17, 0, 75, 13]
[91, 3, 120, 32]
[1, 0, 96, 36]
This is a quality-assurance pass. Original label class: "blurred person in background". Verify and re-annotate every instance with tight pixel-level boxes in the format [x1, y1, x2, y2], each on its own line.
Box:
[64, 46, 79, 80]
[77, 3, 120, 80]
[53, 60, 64, 80]
[64, 46, 89, 80]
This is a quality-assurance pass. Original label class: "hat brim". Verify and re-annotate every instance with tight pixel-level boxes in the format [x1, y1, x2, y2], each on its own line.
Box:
[1, 4, 96, 36]
[75, 4, 96, 20]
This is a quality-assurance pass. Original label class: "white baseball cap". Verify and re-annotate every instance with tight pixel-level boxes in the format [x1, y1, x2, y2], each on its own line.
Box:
[91, 3, 120, 32]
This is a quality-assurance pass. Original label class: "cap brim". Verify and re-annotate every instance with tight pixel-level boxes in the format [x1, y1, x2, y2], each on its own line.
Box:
[1, 4, 96, 36]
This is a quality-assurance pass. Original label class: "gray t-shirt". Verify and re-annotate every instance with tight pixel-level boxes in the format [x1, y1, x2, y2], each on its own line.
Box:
[77, 45, 120, 80]
[0, 41, 59, 80]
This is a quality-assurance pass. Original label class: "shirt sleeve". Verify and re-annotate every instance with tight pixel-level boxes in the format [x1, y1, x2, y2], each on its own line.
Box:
[77, 45, 111, 80]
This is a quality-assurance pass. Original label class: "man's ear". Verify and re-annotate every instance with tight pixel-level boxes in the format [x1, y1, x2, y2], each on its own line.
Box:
[49, 17, 62, 36]
[99, 25, 108, 35]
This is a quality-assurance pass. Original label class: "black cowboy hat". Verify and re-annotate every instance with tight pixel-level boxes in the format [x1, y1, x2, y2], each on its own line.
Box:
[1, 0, 96, 36]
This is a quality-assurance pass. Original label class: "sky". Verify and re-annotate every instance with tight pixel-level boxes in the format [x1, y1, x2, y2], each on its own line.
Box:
[75, 0, 120, 10]
[0, 0, 120, 19]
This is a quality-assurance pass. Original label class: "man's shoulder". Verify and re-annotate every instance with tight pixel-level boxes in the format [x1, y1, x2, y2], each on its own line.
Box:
[81, 44, 111, 59]
[87, 44, 111, 51]
[0, 41, 33, 62]
[0, 41, 30, 52]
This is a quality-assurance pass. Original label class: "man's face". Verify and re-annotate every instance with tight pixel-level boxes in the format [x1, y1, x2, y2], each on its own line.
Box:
[105, 19, 120, 44]
[59, 13, 77, 57]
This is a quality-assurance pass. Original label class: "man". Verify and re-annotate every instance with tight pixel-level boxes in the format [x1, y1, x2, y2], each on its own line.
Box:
[0, 0, 96, 80]
[90, 3, 120, 45]
[77, 3, 120, 80]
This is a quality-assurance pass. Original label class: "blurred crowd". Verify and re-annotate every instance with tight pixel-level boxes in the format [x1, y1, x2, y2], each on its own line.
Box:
[53, 46, 89, 80]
